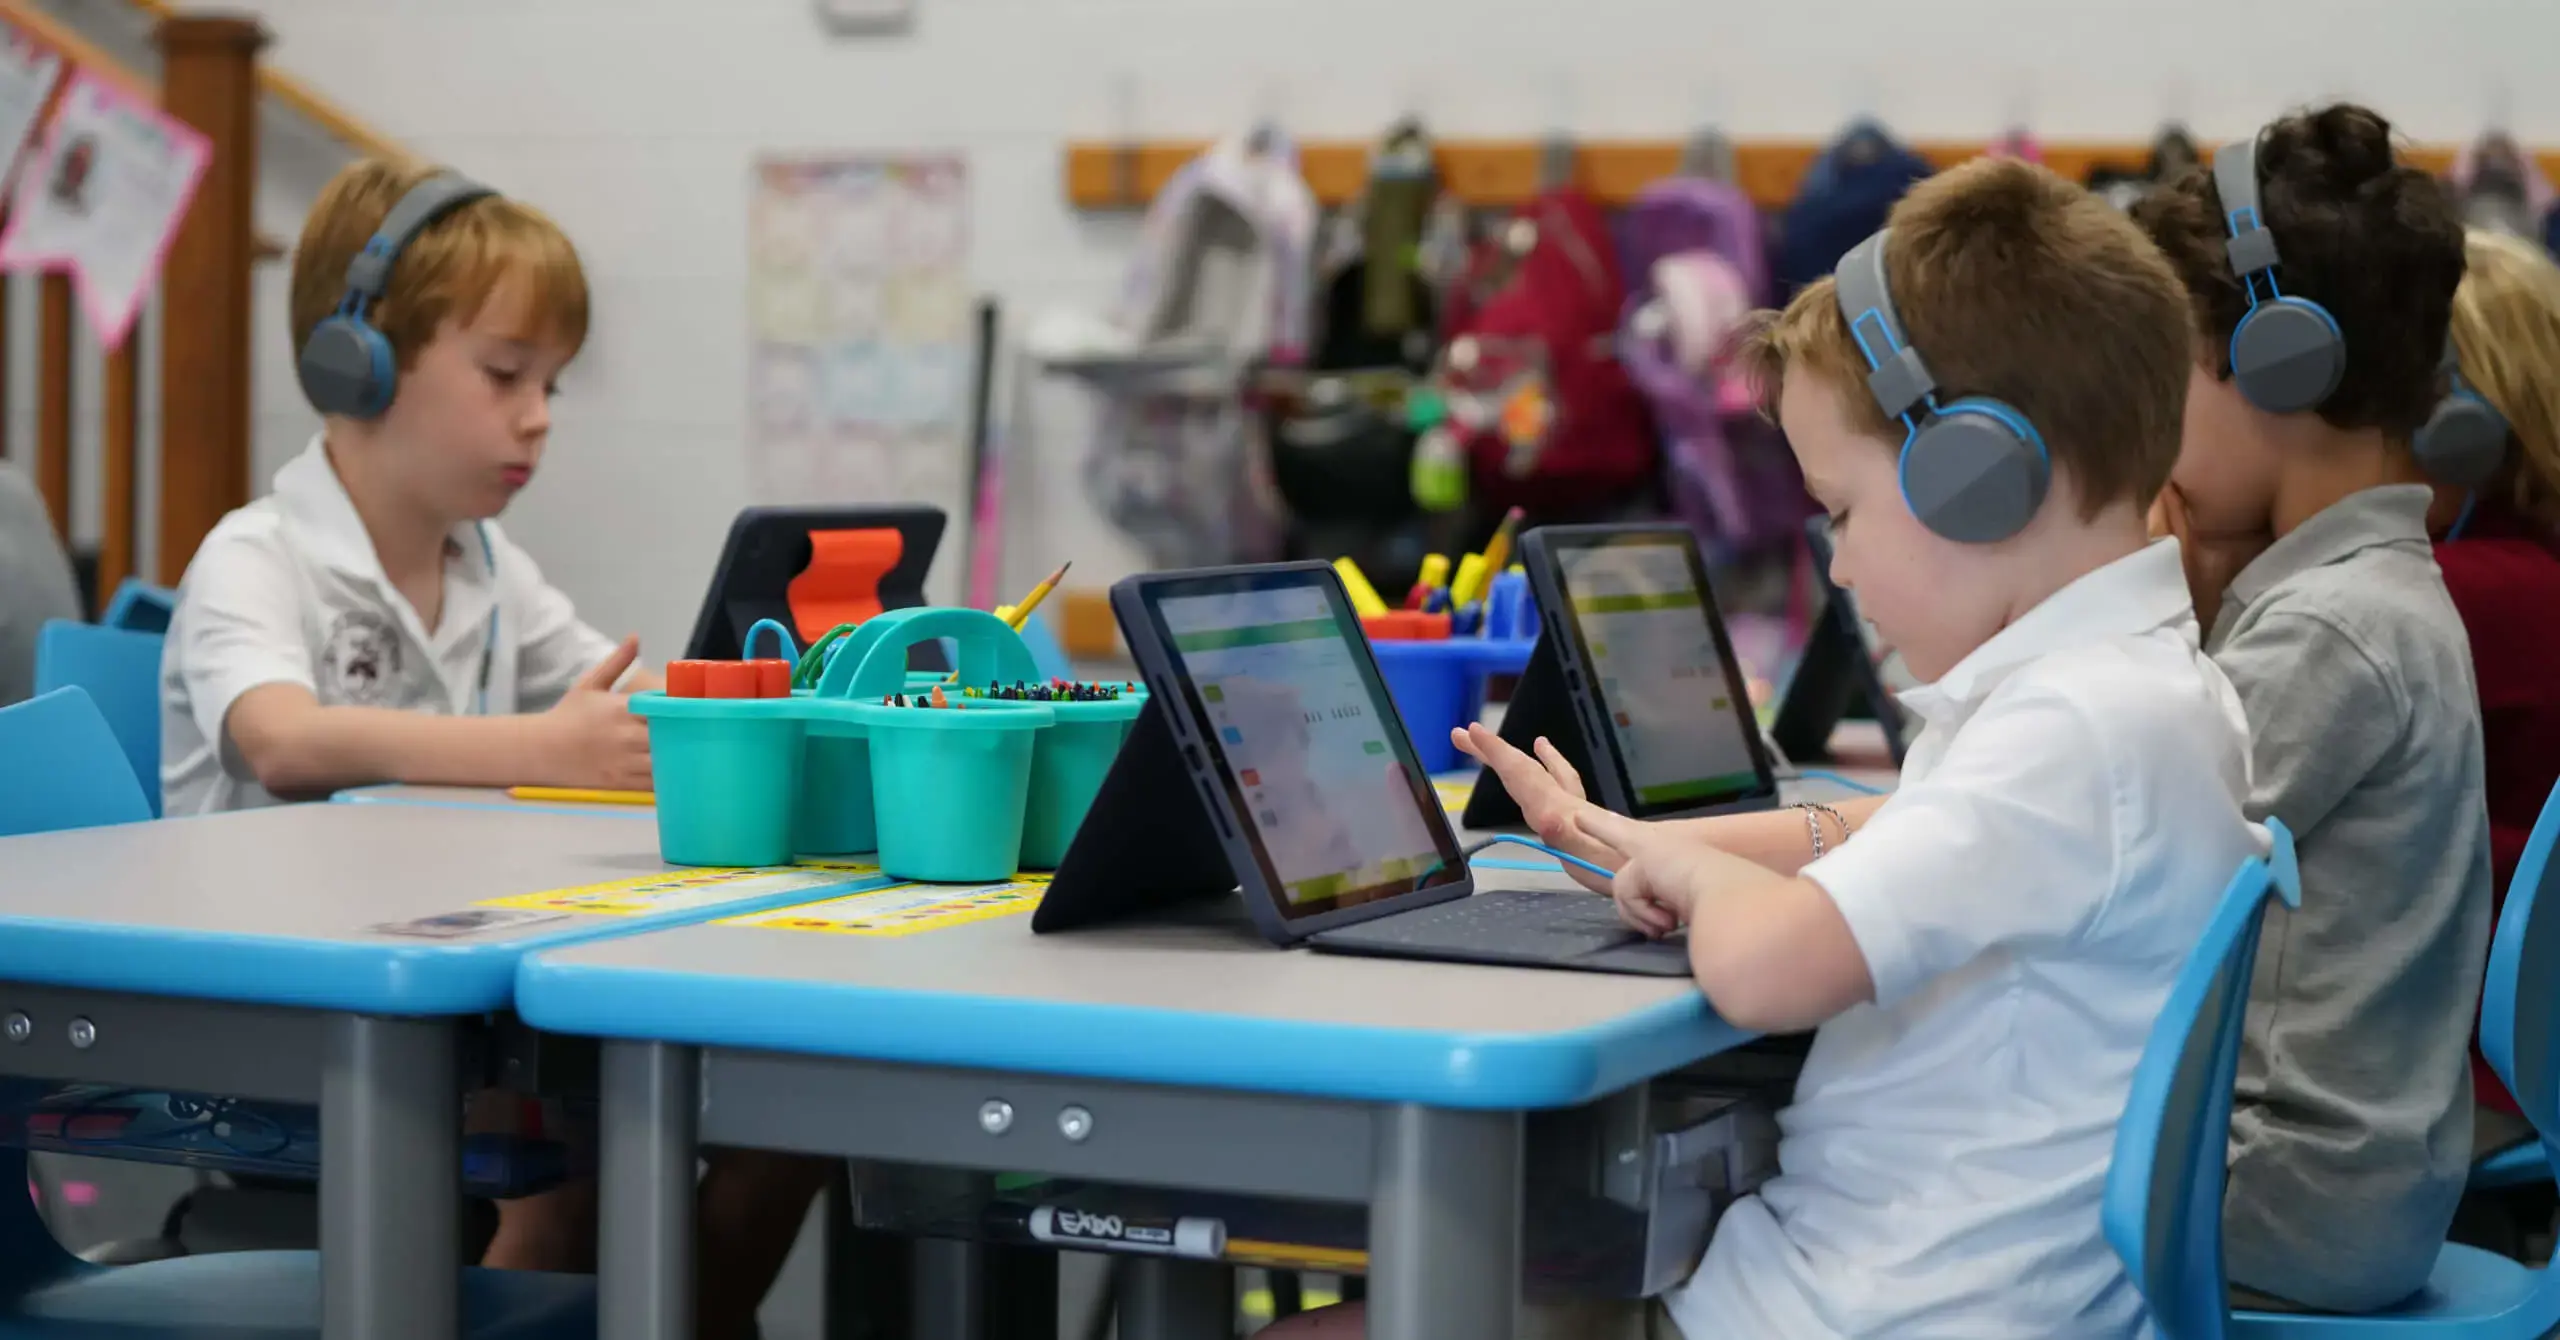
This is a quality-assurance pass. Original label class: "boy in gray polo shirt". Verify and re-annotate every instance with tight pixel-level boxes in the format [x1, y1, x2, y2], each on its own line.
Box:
[0, 461, 80, 707]
[2134, 103, 2494, 1311]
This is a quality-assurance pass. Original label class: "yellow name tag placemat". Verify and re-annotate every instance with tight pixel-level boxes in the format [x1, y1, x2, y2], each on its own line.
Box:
[721, 877, 1049, 937]
[477, 864, 882, 918]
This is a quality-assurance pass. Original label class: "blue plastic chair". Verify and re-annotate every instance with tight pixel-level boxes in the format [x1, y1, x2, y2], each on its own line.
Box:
[0, 687, 150, 838]
[2105, 813, 2560, 1338]
[2472, 787, 2560, 1193]
[33, 622, 164, 817]
[0, 697, 596, 1334]
[99, 580, 175, 635]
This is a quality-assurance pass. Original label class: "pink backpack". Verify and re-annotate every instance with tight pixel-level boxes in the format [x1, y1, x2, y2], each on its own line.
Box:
[1617, 177, 1813, 560]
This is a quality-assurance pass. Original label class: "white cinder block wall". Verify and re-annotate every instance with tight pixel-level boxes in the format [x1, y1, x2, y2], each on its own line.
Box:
[17, 0, 2560, 657]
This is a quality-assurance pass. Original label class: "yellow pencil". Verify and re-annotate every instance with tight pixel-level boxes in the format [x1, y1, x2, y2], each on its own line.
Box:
[951, 561, 1073, 682]
[510, 786, 655, 806]
[1476, 506, 1525, 594]
[1004, 561, 1072, 631]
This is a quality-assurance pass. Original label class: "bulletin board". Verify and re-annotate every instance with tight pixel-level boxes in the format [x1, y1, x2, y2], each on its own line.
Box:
[747, 154, 972, 524]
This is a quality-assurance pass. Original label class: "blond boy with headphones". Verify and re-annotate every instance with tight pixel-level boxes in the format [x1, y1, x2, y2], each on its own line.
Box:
[161, 160, 649, 817]
[160, 159, 823, 1337]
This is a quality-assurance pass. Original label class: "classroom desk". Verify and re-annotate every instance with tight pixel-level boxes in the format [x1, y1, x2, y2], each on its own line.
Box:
[516, 864, 1751, 1340]
[0, 802, 893, 1340]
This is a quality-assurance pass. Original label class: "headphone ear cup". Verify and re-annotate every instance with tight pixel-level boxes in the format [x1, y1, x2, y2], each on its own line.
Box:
[2230, 301, 2346, 414]
[297, 317, 398, 419]
[1900, 401, 2051, 544]
[2416, 393, 2509, 490]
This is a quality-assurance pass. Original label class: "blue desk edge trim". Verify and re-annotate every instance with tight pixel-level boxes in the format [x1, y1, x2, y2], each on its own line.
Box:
[0, 874, 895, 1017]
[516, 952, 1743, 1110]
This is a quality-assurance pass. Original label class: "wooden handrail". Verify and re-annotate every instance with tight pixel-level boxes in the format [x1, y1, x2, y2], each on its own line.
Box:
[0, 0, 279, 257]
[1066, 136, 2529, 212]
[0, 0, 147, 101]
[122, 0, 402, 160]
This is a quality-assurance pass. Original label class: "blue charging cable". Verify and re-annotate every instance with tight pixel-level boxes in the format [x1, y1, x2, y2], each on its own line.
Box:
[1791, 768, 1889, 796]
[1460, 835, 1618, 881]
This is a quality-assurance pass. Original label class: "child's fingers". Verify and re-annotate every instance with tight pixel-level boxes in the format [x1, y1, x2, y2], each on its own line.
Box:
[1531, 737, 1588, 798]
[578, 636, 642, 693]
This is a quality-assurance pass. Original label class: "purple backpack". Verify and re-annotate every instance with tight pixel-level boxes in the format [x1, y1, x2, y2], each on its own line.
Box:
[1616, 177, 1814, 561]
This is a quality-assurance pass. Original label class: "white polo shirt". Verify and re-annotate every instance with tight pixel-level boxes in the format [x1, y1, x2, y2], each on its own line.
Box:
[160, 437, 619, 816]
[1666, 539, 2260, 1340]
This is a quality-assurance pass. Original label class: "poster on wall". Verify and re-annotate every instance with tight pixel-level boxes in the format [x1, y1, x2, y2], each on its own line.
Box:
[747, 154, 971, 545]
[0, 70, 209, 349]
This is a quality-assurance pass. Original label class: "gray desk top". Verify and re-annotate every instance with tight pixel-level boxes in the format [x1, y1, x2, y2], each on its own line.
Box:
[517, 864, 1745, 1111]
[0, 804, 892, 1015]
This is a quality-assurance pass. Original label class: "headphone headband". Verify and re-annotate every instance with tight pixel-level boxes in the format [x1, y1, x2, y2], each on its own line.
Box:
[338, 173, 495, 310]
[2214, 135, 2284, 283]
[1834, 229, 1940, 426]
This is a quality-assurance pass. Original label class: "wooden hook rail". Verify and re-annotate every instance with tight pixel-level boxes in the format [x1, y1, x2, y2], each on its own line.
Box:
[1066, 137, 2544, 212]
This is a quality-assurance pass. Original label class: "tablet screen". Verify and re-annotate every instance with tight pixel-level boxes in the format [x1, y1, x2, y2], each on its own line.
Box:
[1548, 531, 1775, 815]
[1142, 572, 1464, 922]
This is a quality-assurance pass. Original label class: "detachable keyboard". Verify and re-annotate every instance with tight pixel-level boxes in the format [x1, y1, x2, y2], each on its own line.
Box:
[1310, 888, 1693, 976]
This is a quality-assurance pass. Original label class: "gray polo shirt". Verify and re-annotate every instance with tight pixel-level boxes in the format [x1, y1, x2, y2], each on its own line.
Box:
[0, 463, 79, 708]
[2212, 484, 2494, 1311]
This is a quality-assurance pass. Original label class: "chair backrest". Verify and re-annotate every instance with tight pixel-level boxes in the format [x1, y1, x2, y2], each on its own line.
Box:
[0, 1144, 82, 1293]
[2483, 779, 2560, 1145]
[99, 578, 176, 634]
[2102, 819, 2299, 1340]
[33, 619, 163, 816]
[0, 686, 153, 838]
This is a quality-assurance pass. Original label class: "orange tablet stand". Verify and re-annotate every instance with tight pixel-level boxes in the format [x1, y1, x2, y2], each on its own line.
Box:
[784, 528, 905, 643]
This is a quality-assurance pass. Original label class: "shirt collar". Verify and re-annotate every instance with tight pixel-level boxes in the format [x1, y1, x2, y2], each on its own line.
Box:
[272, 435, 496, 641]
[2226, 483, 2433, 611]
[1901, 538, 2194, 717]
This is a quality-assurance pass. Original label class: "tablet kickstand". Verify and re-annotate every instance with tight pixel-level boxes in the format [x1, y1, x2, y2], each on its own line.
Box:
[1034, 699, 1239, 933]
[1460, 635, 1596, 832]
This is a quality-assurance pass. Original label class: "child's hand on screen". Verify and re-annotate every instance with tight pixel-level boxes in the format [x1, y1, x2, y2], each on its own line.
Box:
[1453, 723, 1617, 894]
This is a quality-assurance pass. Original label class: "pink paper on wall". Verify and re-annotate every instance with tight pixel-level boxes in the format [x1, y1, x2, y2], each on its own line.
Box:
[0, 70, 210, 349]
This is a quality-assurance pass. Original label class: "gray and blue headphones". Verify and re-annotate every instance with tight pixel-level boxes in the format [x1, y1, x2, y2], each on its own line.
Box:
[1833, 227, 2052, 543]
[2214, 133, 2347, 416]
[296, 172, 497, 419]
[2420, 338, 2510, 491]
[2219, 131, 2506, 488]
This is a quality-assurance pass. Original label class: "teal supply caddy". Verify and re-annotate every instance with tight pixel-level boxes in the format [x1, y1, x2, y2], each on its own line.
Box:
[815, 608, 1054, 883]
[634, 610, 1141, 880]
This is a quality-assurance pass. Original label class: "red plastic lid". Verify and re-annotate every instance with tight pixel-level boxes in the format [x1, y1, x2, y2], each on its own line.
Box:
[1362, 612, 1453, 641]
[747, 659, 793, 699]
[703, 662, 759, 699]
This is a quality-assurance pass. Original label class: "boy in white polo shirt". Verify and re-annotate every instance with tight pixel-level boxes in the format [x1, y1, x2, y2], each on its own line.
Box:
[1274, 158, 2262, 1339]
[161, 158, 651, 818]
[161, 158, 821, 1338]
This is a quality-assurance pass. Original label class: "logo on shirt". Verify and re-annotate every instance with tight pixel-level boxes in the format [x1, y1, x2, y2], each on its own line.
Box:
[321, 609, 404, 706]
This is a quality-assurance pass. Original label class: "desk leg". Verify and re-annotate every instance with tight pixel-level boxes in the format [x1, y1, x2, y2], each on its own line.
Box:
[1118, 1256, 1234, 1340]
[1367, 1105, 1522, 1340]
[601, 1040, 699, 1340]
[912, 1238, 982, 1340]
[322, 1014, 460, 1340]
